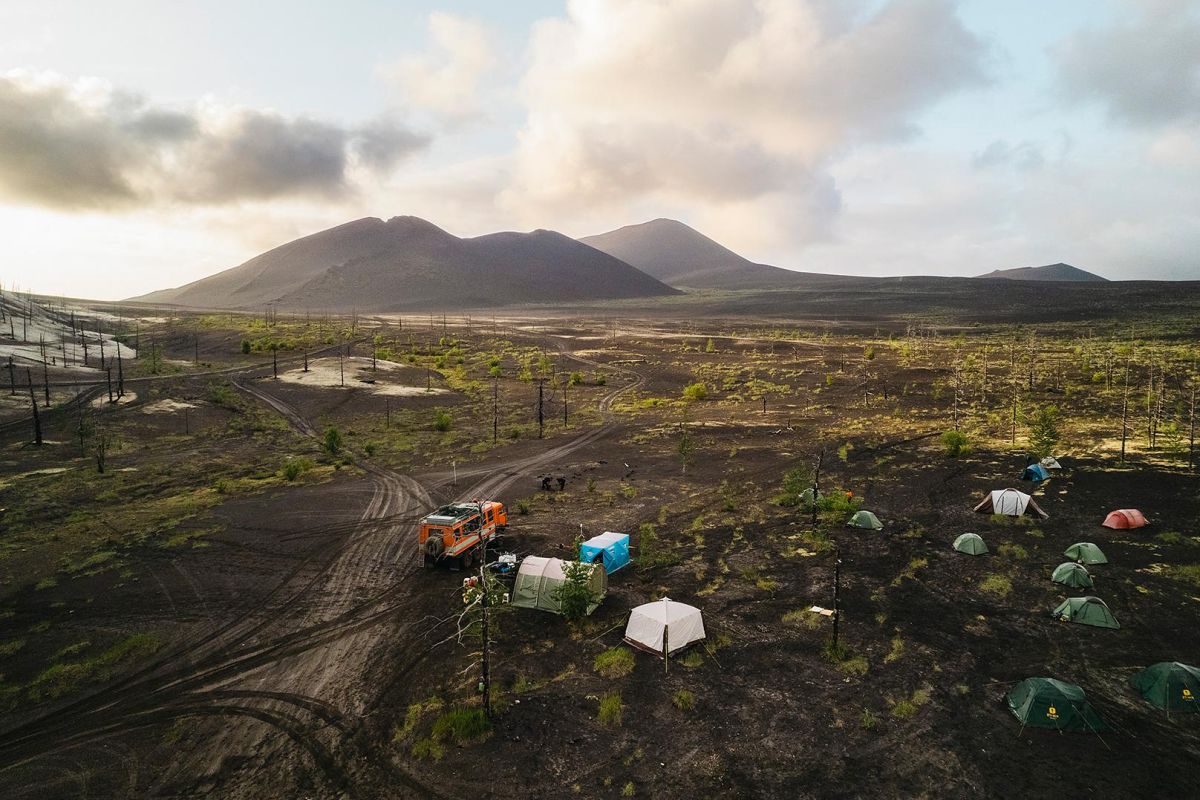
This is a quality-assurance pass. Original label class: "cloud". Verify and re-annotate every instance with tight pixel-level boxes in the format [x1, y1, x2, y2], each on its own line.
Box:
[381, 12, 498, 124]
[973, 139, 1045, 171]
[1054, 1, 1200, 126]
[0, 70, 429, 210]
[502, 0, 988, 252]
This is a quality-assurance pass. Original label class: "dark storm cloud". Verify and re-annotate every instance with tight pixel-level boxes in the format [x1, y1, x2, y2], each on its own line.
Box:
[0, 73, 429, 210]
[351, 116, 432, 172]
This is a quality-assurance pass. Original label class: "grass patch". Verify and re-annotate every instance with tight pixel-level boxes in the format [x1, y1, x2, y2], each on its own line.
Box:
[678, 651, 703, 669]
[823, 639, 868, 676]
[1164, 564, 1200, 588]
[997, 543, 1028, 560]
[860, 708, 879, 730]
[672, 689, 696, 711]
[598, 692, 624, 728]
[0, 639, 26, 658]
[883, 634, 905, 664]
[980, 574, 1013, 597]
[593, 647, 635, 679]
[782, 608, 824, 630]
[890, 688, 931, 719]
[1156, 531, 1184, 545]
[430, 707, 491, 746]
[29, 632, 161, 701]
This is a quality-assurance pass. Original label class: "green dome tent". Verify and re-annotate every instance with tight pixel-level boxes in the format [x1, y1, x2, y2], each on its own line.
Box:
[1007, 677, 1107, 732]
[1065, 542, 1108, 565]
[848, 510, 883, 530]
[1051, 562, 1094, 589]
[1052, 596, 1120, 629]
[953, 533, 988, 555]
[1130, 662, 1200, 713]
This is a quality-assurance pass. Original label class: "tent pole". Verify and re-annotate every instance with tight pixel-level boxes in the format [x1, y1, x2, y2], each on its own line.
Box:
[663, 620, 669, 676]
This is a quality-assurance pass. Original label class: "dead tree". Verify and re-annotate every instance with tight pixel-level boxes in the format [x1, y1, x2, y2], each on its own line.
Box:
[116, 343, 124, 398]
[1120, 359, 1131, 464]
[7, 356, 13, 395]
[27, 368, 41, 445]
[1189, 376, 1197, 472]
[537, 379, 545, 439]
[40, 336, 50, 407]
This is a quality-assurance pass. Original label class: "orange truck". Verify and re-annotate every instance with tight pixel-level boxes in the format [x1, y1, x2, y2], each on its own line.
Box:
[419, 501, 507, 569]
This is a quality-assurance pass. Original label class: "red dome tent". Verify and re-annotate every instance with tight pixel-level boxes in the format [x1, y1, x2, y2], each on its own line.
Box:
[1102, 509, 1147, 529]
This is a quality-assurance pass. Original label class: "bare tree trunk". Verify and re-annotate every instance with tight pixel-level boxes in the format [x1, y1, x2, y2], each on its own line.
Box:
[27, 368, 41, 445]
[1120, 360, 1131, 464]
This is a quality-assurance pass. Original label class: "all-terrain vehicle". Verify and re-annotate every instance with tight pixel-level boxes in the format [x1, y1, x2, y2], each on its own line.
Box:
[419, 500, 507, 569]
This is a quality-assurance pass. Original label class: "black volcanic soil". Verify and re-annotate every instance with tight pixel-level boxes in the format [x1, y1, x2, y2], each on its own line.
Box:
[0, 314, 1197, 800]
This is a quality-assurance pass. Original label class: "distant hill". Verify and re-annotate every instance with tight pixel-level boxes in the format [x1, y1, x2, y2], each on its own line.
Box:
[975, 263, 1109, 282]
[579, 218, 839, 290]
[132, 216, 678, 310]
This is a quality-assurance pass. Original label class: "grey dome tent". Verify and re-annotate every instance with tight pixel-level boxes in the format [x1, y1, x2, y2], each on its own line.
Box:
[973, 488, 1049, 519]
[953, 533, 988, 555]
[848, 510, 883, 530]
[1065, 542, 1108, 565]
[1051, 562, 1093, 589]
[1052, 596, 1119, 629]
[1007, 677, 1107, 732]
[1130, 662, 1200, 713]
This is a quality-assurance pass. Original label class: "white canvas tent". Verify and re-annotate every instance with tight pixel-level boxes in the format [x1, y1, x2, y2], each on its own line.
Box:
[623, 598, 705, 656]
[973, 488, 1048, 519]
[1040, 456, 1063, 470]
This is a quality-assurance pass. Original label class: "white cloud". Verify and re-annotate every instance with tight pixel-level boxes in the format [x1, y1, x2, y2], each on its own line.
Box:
[501, 0, 988, 253]
[1055, 0, 1200, 126]
[381, 12, 498, 124]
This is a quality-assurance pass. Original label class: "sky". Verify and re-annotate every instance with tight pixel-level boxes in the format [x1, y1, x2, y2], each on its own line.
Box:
[1, 0, 1198, 299]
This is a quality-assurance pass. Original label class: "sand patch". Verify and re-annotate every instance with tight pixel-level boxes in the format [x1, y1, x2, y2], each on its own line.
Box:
[142, 399, 197, 414]
[91, 391, 138, 408]
[371, 384, 448, 397]
[276, 357, 446, 395]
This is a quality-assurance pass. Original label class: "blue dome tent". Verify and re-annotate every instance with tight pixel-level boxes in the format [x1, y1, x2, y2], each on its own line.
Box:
[1021, 463, 1050, 482]
[580, 531, 631, 574]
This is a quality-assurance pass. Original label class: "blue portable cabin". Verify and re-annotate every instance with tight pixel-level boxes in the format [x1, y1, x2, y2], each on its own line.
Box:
[1021, 463, 1050, 482]
[579, 531, 631, 574]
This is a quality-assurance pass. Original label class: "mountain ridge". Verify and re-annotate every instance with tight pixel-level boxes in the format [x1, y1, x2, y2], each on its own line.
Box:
[133, 216, 679, 310]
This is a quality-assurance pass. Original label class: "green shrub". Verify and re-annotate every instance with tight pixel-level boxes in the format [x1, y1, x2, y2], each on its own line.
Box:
[282, 457, 314, 482]
[775, 466, 814, 507]
[1027, 405, 1062, 459]
[636, 523, 677, 569]
[593, 647, 635, 678]
[598, 692, 624, 728]
[433, 409, 452, 432]
[671, 690, 696, 711]
[555, 557, 599, 621]
[941, 429, 969, 457]
[515, 499, 531, 515]
[323, 426, 343, 455]
[682, 382, 708, 402]
[860, 708, 879, 730]
[241, 339, 251, 354]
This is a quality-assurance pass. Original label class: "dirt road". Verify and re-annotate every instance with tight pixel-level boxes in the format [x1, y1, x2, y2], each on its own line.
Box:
[0, 348, 641, 798]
